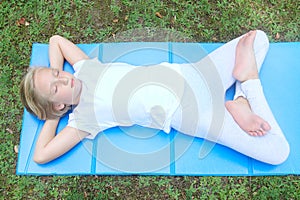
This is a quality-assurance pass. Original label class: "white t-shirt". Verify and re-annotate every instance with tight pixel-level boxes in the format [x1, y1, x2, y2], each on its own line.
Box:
[67, 58, 185, 139]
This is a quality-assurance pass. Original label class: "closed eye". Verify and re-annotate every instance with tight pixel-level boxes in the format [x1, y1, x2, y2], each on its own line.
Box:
[54, 85, 58, 93]
[51, 84, 58, 94]
[50, 69, 59, 94]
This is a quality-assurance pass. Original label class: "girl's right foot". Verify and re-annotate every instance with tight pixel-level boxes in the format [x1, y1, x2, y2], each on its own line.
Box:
[226, 30, 271, 136]
[233, 30, 259, 82]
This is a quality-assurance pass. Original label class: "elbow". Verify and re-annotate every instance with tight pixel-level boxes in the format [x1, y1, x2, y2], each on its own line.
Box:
[49, 35, 63, 44]
[33, 151, 51, 164]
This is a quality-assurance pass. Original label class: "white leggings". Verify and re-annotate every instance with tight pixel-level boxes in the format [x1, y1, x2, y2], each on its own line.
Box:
[171, 30, 290, 165]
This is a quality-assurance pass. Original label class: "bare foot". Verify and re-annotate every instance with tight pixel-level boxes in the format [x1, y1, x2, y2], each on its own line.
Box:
[226, 30, 271, 136]
[226, 97, 271, 136]
[233, 30, 259, 82]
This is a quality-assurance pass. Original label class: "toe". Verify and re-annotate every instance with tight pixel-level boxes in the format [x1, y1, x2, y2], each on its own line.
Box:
[256, 129, 265, 136]
[262, 122, 271, 131]
[249, 131, 257, 136]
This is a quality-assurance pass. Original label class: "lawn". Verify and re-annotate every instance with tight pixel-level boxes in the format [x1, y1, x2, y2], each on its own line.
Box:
[1, 0, 300, 199]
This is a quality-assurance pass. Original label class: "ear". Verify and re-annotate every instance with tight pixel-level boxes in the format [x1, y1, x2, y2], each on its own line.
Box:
[53, 103, 66, 111]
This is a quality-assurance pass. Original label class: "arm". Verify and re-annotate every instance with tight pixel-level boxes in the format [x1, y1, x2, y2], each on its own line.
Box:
[33, 35, 90, 164]
[49, 35, 89, 70]
[33, 118, 89, 164]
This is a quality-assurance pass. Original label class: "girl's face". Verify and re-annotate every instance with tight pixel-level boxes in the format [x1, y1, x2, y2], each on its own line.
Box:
[34, 68, 82, 109]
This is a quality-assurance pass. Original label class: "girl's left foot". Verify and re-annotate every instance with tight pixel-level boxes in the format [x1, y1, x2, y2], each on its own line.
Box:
[226, 30, 271, 136]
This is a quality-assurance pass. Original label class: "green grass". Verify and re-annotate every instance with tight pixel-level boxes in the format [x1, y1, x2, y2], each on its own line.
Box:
[1, 0, 300, 199]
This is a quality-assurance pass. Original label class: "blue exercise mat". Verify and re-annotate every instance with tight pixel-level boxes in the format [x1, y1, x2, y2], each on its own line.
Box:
[17, 42, 300, 176]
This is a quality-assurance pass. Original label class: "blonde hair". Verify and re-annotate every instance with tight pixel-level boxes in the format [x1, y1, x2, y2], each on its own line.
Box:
[20, 67, 70, 120]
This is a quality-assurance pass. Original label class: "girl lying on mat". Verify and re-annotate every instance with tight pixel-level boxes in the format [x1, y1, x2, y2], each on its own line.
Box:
[20, 30, 289, 165]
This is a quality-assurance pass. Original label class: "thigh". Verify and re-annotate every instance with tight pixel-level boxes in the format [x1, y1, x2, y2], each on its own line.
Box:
[204, 30, 269, 90]
[173, 103, 289, 165]
[171, 64, 213, 138]
[216, 110, 289, 165]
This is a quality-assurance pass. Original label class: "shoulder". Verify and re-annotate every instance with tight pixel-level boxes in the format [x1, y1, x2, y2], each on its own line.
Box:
[62, 125, 90, 140]
[73, 58, 102, 72]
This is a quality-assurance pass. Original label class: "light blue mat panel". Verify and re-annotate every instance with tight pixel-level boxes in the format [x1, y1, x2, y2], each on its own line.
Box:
[17, 42, 300, 175]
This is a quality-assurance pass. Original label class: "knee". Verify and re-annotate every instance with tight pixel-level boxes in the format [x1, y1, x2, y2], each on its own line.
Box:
[266, 138, 290, 165]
